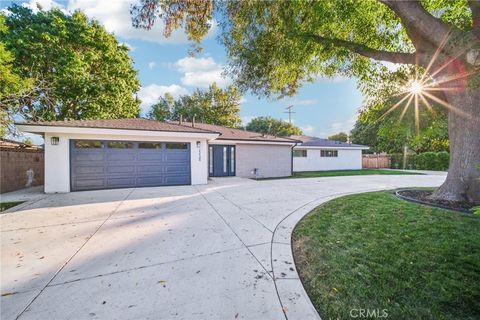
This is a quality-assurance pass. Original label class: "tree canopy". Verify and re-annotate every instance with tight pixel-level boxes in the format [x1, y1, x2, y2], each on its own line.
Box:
[351, 66, 449, 153]
[0, 14, 33, 136]
[1, 5, 141, 134]
[131, 0, 475, 97]
[245, 116, 302, 137]
[147, 83, 242, 127]
[131, 0, 480, 203]
[328, 132, 348, 142]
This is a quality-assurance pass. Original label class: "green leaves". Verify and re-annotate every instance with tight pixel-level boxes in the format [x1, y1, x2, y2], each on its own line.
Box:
[245, 116, 302, 137]
[351, 66, 449, 153]
[148, 83, 242, 128]
[1, 5, 140, 129]
[328, 132, 348, 142]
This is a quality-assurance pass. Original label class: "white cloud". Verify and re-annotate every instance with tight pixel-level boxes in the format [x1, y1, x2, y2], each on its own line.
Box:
[67, 0, 195, 44]
[22, 0, 66, 12]
[241, 116, 255, 126]
[148, 61, 156, 69]
[319, 116, 357, 137]
[174, 56, 232, 88]
[121, 42, 136, 52]
[137, 84, 188, 113]
[175, 56, 218, 73]
[19, 0, 217, 44]
[300, 124, 315, 135]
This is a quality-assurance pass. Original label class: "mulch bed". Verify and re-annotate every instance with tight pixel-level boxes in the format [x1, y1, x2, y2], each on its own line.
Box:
[396, 189, 475, 213]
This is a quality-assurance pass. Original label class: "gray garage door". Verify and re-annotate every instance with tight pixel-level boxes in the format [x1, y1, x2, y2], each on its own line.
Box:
[70, 140, 191, 191]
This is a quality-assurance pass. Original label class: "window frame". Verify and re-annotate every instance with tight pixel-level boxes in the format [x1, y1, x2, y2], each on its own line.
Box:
[293, 149, 307, 157]
[138, 142, 162, 149]
[107, 141, 134, 149]
[165, 142, 189, 150]
[74, 140, 103, 149]
[320, 149, 338, 157]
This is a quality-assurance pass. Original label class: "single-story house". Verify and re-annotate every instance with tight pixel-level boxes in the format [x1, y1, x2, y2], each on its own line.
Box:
[290, 135, 369, 172]
[17, 119, 297, 193]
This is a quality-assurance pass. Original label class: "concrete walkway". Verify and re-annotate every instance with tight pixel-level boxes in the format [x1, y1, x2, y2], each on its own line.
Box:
[0, 173, 446, 320]
[1, 186, 45, 203]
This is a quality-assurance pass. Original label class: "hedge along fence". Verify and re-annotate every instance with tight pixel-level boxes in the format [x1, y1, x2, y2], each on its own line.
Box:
[390, 151, 449, 171]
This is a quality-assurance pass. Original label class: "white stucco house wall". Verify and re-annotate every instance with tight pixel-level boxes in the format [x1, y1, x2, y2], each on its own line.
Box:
[17, 119, 297, 193]
[290, 135, 369, 172]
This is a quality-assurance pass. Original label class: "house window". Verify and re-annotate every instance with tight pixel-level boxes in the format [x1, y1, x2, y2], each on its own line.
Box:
[166, 143, 188, 149]
[223, 147, 227, 172]
[209, 146, 213, 174]
[75, 140, 103, 148]
[139, 142, 162, 149]
[293, 150, 307, 157]
[321, 150, 338, 157]
[107, 141, 134, 149]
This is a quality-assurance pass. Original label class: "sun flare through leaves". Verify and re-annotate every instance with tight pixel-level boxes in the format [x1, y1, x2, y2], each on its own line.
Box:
[380, 30, 476, 136]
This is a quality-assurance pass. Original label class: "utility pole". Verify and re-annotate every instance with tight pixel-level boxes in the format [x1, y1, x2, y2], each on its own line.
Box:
[284, 105, 296, 124]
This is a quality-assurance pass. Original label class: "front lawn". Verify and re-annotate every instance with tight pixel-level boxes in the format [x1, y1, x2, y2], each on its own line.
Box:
[0, 201, 24, 212]
[292, 169, 422, 178]
[293, 191, 480, 320]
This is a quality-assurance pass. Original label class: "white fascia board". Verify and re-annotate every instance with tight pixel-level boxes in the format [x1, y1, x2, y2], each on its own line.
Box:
[294, 145, 370, 150]
[16, 125, 220, 140]
[209, 139, 296, 146]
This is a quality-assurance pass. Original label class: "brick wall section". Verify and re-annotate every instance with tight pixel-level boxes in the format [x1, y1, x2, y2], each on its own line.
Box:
[236, 144, 292, 178]
[0, 149, 44, 193]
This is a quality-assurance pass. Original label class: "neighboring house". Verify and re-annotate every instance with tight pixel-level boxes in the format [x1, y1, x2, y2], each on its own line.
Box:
[290, 135, 369, 172]
[17, 119, 297, 193]
[0, 138, 43, 150]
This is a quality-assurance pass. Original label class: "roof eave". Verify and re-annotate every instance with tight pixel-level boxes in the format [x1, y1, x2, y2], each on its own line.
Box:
[16, 124, 220, 139]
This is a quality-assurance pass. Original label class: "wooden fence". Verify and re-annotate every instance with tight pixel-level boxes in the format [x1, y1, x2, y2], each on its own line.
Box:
[362, 154, 391, 169]
[0, 148, 44, 193]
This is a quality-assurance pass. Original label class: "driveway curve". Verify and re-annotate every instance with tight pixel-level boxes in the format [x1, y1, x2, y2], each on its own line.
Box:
[1, 173, 446, 320]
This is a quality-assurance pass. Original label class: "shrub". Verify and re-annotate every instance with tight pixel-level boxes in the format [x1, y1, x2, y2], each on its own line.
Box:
[390, 153, 404, 169]
[390, 151, 449, 171]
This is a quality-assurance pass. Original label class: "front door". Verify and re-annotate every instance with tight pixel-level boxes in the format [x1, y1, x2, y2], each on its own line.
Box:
[209, 145, 235, 177]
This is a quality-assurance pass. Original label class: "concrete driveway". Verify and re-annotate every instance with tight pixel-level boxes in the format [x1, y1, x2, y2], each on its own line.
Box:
[1, 173, 446, 320]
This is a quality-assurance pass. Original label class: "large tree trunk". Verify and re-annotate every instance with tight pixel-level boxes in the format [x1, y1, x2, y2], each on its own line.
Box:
[430, 87, 480, 204]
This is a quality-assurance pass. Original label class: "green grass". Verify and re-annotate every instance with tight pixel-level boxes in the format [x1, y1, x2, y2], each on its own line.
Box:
[291, 169, 422, 178]
[0, 201, 24, 212]
[293, 191, 480, 320]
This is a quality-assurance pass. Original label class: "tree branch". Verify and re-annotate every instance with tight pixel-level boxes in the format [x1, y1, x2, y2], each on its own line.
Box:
[379, 0, 454, 48]
[310, 34, 416, 65]
[469, 0, 480, 33]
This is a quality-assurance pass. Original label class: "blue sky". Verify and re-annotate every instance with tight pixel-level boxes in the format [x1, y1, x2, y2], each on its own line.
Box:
[3, 0, 364, 139]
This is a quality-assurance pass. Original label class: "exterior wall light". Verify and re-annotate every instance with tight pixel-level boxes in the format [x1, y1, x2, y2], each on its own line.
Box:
[51, 137, 60, 145]
[196, 141, 201, 161]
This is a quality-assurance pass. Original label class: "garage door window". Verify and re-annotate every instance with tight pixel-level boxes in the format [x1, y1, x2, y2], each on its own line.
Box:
[75, 140, 103, 148]
[139, 142, 162, 149]
[108, 141, 134, 149]
[166, 143, 188, 149]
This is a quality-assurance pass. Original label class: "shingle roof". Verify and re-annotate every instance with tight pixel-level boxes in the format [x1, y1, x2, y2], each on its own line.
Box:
[17, 119, 298, 143]
[18, 118, 218, 134]
[290, 135, 368, 148]
[0, 138, 42, 150]
[178, 122, 298, 143]
[289, 135, 318, 142]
